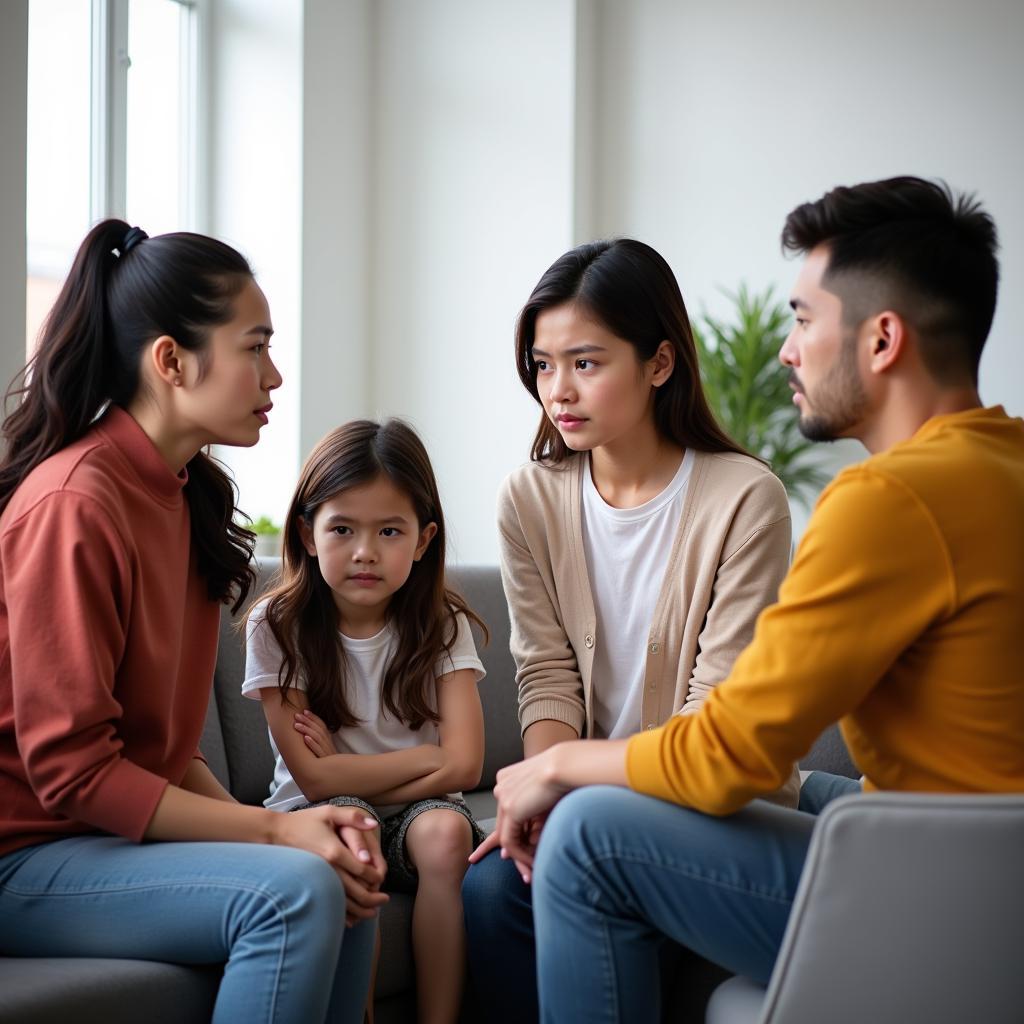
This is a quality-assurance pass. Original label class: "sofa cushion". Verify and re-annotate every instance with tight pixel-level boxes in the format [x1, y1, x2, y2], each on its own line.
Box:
[0, 958, 219, 1024]
[212, 599, 276, 806]
[446, 566, 522, 789]
[799, 723, 859, 779]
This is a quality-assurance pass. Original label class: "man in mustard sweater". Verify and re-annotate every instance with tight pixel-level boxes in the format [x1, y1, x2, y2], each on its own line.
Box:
[489, 176, 1024, 1020]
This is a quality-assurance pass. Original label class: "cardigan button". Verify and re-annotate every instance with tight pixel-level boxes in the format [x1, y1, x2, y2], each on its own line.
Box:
[648, 642, 660, 654]
[584, 634, 595, 649]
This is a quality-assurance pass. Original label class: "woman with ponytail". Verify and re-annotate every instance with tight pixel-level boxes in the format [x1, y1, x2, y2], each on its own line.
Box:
[0, 221, 378, 1024]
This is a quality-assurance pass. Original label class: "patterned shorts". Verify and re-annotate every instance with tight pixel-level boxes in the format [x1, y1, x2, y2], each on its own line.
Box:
[291, 795, 485, 892]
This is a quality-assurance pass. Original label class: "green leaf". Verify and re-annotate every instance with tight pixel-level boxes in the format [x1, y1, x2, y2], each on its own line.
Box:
[696, 285, 833, 508]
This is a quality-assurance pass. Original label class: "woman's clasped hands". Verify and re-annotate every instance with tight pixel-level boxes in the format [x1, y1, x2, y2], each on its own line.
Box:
[280, 801, 388, 928]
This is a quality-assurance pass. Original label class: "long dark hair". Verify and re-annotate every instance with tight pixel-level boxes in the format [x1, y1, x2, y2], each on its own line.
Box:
[514, 238, 747, 463]
[0, 218, 257, 610]
[253, 419, 488, 732]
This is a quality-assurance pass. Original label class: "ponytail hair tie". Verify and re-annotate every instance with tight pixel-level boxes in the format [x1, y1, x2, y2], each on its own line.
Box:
[112, 226, 149, 259]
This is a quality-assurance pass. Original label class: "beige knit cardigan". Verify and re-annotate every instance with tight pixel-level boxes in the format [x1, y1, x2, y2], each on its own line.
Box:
[497, 449, 801, 807]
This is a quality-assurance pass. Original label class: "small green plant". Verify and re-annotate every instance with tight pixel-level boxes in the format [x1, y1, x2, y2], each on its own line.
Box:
[693, 284, 831, 508]
[250, 515, 281, 536]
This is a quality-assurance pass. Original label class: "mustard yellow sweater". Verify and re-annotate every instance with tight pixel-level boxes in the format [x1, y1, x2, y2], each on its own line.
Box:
[628, 406, 1024, 814]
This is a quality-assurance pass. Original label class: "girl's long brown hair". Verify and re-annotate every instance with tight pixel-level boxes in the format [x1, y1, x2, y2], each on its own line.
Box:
[514, 238, 749, 463]
[252, 419, 487, 732]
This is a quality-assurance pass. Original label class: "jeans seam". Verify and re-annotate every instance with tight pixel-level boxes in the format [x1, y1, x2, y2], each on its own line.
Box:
[598, 913, 625, 1024]
[581, 850, 795, 907]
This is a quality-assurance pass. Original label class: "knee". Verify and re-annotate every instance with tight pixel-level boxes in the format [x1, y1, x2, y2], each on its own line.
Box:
[462, 850, 530, 929]
[259, 848, 347, 931]
[406, 809, 473, 880]
[534, 787, 635, 895]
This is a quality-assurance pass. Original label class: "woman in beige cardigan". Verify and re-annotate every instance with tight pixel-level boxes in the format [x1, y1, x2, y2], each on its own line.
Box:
[462, 239, 797, 1022]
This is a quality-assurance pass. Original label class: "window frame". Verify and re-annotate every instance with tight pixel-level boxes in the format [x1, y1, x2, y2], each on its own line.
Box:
[88, 0, 201, 228]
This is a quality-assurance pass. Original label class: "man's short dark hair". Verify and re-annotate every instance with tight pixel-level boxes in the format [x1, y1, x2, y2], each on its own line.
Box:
[782, 176, 999, 384]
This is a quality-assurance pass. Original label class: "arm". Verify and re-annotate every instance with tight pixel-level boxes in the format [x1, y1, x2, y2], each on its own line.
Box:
[467, 693, 577, 869]
[493, 469, 954, 848]
[680, 475, 791, 714]
[498, 473, 585, 738]
[628, 469, 952, 814]
[493, 739, 629, 864]
[259, 686, 444, 803]
[145, 782, 388, 923]
[524, 719, 579, 757]
[181, 757, 236, 802]
[681, 483, 800, 806]
[3, 495, 385, 917]
[367, 667, 485, 804]
[296, 667, 487, 802]
[5, 493, 178, 839]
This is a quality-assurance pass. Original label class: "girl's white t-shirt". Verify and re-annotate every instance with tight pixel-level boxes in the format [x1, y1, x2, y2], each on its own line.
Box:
[582, 448, 694, 739]
[242, 602, 485, 813]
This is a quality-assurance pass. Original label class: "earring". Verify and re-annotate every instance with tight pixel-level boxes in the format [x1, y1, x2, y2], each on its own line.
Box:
[173, 377, 182, 387]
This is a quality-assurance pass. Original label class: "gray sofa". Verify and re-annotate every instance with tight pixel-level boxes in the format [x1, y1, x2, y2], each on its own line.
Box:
[0, 561, 857, 1023]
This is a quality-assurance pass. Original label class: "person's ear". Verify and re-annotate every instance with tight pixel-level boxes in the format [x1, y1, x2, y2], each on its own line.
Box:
[867, 311, 906, 375]
[148, 335, 187, 389]
[650, 340, 675, 388]
[297, 515, 318, 558]
[414, 522, 438, 561]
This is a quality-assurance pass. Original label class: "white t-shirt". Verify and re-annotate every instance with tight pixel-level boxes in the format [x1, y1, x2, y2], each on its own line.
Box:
[242, 602, 486, 812]
[582, 449, 694, 739]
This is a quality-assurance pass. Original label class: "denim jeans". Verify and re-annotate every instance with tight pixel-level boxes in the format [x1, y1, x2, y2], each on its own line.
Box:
[0, 835, 377, 1024]
[532, 774, 861, 1024]
[462, 849, 538, 1023]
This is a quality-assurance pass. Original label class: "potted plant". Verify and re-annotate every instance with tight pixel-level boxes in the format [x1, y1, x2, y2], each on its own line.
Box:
[693, 284, 832, 509]
[250, 515, 282, 558]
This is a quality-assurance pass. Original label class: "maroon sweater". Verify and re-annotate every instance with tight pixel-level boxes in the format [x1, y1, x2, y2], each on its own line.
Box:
[0, 406, 220, 855]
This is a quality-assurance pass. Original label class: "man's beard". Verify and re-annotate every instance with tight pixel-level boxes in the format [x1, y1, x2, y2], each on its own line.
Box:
[792, 336, 868, 443]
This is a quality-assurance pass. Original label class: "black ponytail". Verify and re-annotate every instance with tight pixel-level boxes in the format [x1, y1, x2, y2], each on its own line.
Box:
[0, 218, 257, 610]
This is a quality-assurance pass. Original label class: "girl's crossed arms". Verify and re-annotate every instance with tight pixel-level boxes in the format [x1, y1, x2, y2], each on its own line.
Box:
[242, 419, 487, 1024]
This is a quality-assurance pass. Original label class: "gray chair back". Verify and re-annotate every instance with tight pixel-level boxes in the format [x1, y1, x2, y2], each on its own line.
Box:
[709, 791, 1024, 1024]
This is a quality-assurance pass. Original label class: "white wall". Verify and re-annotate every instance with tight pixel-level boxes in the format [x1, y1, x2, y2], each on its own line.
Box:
[0, 1, 28, 403]
[296, 0, 1024, 561]
[207, 0, 303, 526]
[368, 0, 578, 564]
[586, 0, 1024, 527]
[301, 0, 375, 454]
[4, 0, 1022, 556]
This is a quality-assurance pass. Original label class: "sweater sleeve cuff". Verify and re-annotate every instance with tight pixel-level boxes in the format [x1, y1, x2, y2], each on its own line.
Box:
[79, 759, 171, 842]
[625, 723, 678, 802]
[519, 698, 584, 739]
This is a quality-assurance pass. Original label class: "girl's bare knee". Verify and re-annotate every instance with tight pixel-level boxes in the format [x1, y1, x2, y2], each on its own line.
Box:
[406, 809, 474, 879]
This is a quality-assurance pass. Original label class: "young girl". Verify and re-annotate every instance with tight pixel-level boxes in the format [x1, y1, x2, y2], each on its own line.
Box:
[462, 238, 801, 1022]
[0, 220, 378, 1024]
[243, 419, 487, 1024]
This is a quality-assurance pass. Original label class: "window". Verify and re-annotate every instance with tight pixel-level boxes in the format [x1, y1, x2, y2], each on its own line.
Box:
[26, 0, 199, 355]
[25, 0, 92, 357]
[125, 0, 198, 235]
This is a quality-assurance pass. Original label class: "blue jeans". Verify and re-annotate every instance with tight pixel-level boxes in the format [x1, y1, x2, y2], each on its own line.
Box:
[532, 775, 861, 1023]
[0, 835, 377, 1024]
[463, 849, 538, 1023]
